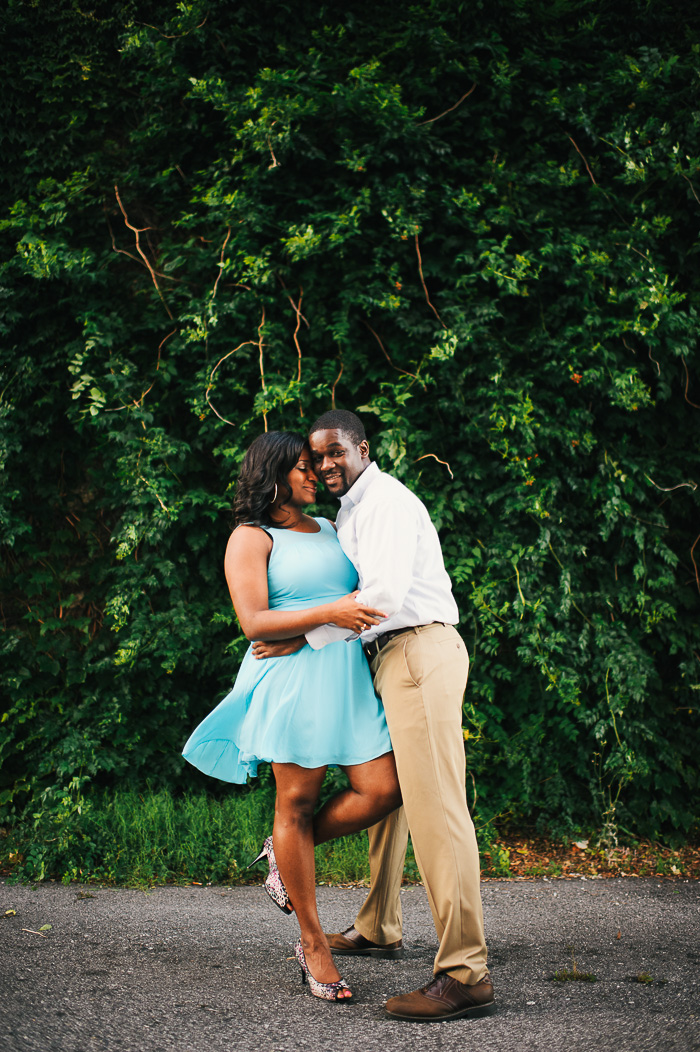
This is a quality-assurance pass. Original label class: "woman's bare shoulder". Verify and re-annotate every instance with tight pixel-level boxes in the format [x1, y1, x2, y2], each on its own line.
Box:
[225, 523, 273, 558]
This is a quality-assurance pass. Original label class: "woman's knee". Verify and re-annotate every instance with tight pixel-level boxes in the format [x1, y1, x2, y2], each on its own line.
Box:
[375, 755, 402, 810]
[383, 785, 403, 814]
[275, 788, 318, 825]
[354, 777, 402, 815]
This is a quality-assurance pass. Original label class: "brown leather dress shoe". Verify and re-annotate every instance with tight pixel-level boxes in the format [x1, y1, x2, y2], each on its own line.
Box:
[385, 971, 495, 1021]
[326, 925, 404, 959]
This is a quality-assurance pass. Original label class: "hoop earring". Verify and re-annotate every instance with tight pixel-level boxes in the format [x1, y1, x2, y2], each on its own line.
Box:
[270, 483, 278, 505]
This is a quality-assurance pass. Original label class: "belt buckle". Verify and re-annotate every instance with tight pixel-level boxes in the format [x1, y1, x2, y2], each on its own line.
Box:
[363, 637, 380, 661]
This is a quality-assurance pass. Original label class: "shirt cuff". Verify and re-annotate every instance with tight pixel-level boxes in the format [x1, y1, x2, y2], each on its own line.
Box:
[305, 623, 357, 650]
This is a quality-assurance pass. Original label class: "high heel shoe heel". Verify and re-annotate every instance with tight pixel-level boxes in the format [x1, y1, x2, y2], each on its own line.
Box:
[247, 836, 293, 915]
[295, 939, 353, 1002]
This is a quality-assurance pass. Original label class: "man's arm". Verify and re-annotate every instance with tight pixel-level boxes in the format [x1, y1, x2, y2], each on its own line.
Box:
[305, 621, 357, 650]
[226, 528, 385, 640]
[352, 496, 417, 616]
[305, 495, 417, 651]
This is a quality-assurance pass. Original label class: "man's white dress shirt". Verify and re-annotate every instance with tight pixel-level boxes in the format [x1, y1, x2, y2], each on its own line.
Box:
[306, 462, 459, 650]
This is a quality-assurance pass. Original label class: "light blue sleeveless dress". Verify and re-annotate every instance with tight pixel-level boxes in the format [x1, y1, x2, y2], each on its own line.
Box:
[182, 517, 392, 782]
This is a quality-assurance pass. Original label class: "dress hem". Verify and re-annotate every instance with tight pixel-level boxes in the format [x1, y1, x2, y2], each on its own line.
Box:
[182, 741, 393, 784]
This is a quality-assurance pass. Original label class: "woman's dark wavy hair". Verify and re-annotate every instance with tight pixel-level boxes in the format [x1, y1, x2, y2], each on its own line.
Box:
[233, 430, 307, 527]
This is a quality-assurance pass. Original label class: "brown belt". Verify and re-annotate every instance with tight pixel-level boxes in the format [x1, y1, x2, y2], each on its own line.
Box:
[362, 622, 446, 662]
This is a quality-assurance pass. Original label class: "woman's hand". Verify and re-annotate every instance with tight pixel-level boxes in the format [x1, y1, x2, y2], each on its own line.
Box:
[252, 636, 307, 659]
[327, 591, 387, 634]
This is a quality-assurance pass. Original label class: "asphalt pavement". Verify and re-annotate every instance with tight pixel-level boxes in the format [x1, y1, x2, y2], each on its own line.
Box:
[1, 876, 698, 1052]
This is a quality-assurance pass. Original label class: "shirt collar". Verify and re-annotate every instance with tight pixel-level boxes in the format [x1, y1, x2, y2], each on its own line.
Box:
[339, 461, 379, 510]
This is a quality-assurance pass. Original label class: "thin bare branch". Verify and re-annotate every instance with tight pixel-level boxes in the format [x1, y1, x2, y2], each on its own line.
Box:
[645, 474, 698, 493]
[277, 274, 310, 328]
[691, 533, 700, 595]
[417, 83, 476, 125]
[63, 516, 81, 545]
[568, 136, 598, 186]
[135, 328, 177, 406]
[682, 173, 700, 205]
[286, 286, 304, 383]
[629, 243, 654, 265]
[258, 307, 268, 431]
[105, 327, 178, 412]
[681, 356, 700, 409]
[211, 226, 231, 301]
[267, 137, 280, 169]
[628, 513, 670, 530]
[623, 335, 661, 377]
[107, 216, 142, 268]
[331, 359, 344, 409]
[468, 770, 477, 813]
[413, 453, 454, 479]
[206, 339, 258, 426]
[414, 232, 446, 329]
[107, 240, 178, 282]
[138, 475, 170, 516]
[135, 16, 207, 39]
[548, 542, 594, 626]
[114, 186, 174, 319]
[362, 320, 420, 382]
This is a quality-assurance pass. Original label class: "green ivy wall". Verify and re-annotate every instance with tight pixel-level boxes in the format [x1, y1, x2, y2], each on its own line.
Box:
[1, 0, 699, 841]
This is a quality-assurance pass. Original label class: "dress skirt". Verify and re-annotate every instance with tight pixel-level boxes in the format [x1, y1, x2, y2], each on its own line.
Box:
[182, 518, 392, 782]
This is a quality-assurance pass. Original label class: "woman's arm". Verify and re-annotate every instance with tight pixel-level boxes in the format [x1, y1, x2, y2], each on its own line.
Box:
[252, 636, 307, 659]
[225, 526, 386, 641]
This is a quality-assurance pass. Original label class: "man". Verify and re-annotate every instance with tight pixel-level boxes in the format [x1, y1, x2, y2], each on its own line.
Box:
[305, 408, 494, 1022]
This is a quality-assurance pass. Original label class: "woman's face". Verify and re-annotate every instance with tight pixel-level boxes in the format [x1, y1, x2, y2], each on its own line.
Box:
[284, 447, 318, 506]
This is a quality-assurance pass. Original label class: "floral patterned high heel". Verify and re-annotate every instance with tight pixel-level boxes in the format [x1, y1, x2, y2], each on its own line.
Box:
[247, 835, 293, 915]
[294, 939, 353, 1002]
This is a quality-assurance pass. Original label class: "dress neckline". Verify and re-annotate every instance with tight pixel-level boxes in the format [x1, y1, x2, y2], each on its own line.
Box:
[268, 517, 322, 536]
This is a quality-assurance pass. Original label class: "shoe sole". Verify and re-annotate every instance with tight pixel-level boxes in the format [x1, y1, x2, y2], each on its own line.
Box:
[262, 880, 293, 915]
[330, 945, 404, 959]
[385, 1000, 495, 1022]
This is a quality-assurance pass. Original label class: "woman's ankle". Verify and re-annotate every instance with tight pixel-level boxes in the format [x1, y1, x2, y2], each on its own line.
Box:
[299, 931, 330, 953]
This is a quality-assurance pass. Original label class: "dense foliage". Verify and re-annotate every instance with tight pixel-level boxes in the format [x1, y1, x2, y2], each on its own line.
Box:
[1, 0, 699, 857]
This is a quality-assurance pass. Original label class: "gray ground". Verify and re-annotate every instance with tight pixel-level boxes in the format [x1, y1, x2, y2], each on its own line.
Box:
[1, 876, 698, 1052]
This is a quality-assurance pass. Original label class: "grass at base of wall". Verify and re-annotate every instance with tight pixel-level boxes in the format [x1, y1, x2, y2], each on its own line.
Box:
[0, 787, 423, 887]
[2, 788, 697, 886]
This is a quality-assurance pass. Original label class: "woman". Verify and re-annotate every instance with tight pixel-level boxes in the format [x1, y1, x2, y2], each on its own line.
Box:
[182, 431, 401, 1002]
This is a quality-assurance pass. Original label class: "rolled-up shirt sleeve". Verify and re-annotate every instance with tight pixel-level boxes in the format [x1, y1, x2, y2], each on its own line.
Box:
[306, 622, 356, 650]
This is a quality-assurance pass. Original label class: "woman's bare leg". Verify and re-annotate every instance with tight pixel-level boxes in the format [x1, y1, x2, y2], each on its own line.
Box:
[313, 752, 402, 845]
[271, 762, 350, 994]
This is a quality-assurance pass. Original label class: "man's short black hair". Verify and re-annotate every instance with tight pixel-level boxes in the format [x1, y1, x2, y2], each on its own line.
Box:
[308, 409, 367, 446]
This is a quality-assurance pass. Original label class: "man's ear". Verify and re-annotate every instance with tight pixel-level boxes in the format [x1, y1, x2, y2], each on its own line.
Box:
[359, 440, 370, 460]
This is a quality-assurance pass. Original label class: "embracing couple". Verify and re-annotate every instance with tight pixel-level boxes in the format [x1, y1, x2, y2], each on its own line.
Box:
[183, 410, 494, 1021]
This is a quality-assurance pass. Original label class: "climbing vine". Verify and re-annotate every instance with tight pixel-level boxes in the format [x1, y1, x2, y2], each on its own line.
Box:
[1, 0, 699, 844]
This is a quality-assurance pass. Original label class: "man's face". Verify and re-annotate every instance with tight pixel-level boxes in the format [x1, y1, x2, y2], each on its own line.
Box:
[309, 428, 369, 497]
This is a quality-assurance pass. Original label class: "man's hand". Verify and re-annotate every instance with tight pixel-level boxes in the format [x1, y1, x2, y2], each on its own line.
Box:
[252, 636, 307, 659]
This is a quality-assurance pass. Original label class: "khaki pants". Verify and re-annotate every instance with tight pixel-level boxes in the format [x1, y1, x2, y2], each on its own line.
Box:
[354, 622, 488, 984]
